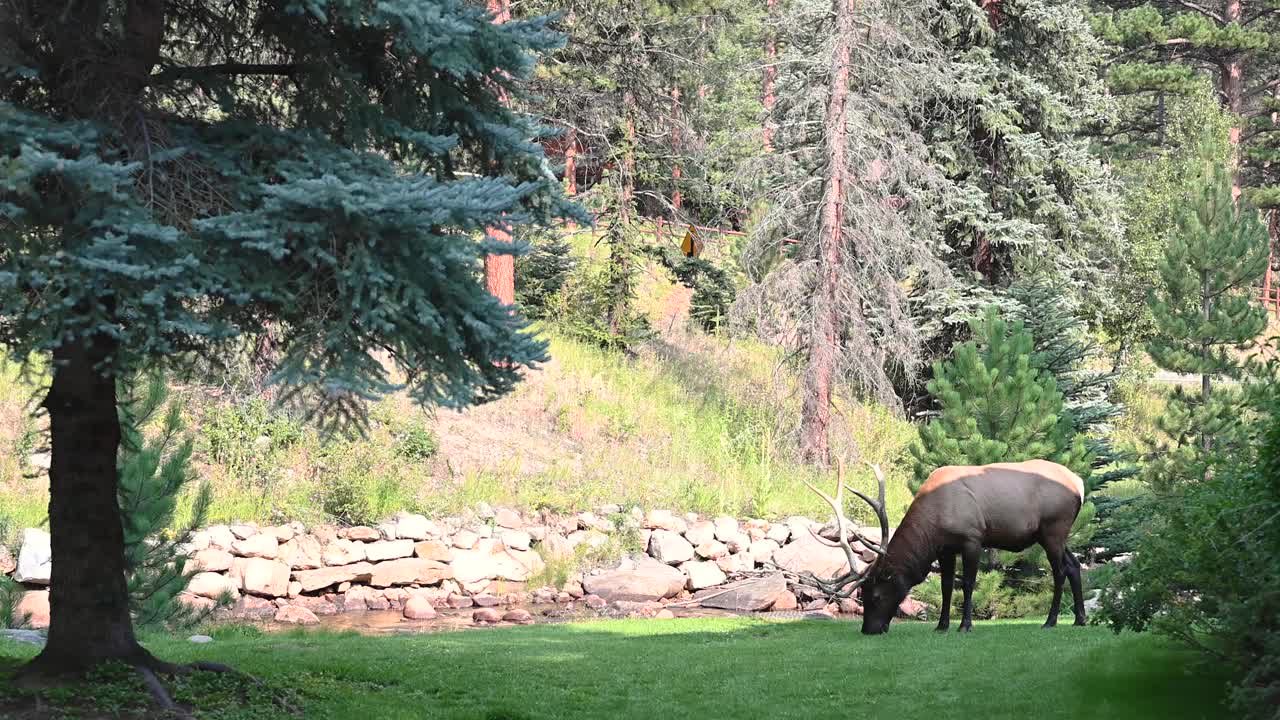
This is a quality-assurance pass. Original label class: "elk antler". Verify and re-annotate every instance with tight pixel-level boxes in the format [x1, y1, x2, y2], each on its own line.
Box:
[777, 458, 891, 599]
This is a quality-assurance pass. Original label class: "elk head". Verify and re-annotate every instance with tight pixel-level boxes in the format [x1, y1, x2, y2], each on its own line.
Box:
[790, 459, 900, 635]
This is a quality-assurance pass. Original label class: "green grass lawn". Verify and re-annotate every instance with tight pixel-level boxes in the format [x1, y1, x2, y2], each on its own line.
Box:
[0, 618, 1227, 719]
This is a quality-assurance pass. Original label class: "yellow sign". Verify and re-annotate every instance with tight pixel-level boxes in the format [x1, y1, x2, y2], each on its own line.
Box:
[680, 225, 704, 258]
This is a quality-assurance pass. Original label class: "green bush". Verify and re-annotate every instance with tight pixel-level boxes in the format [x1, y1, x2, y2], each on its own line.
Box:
[317, 442, 413, 526]
[1101, 359, 1280, 717]
[515, 232, 577, 320]
[394, 421, 439, 461]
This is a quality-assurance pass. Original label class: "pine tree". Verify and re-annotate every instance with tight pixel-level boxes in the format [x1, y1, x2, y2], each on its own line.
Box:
[910, 307, 1090, 492]
[1, 0, 570, 686]
[117, 374, 225, 630]
[1146, 159, 1269, 482]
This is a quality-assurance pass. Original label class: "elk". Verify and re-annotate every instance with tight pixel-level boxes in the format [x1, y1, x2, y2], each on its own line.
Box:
[788, 459, 1087, 634]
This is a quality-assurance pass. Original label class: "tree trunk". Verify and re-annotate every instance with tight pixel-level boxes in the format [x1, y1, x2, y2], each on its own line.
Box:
[763, 0, 777, 152]
[1223, 0, 1244, 203]
[799, 0, 856, 467]
[671, 86, 682, 211]
[483, 0, 515, 306]
[18, 341, 154, 679]
[1201, 267, 1212, 453]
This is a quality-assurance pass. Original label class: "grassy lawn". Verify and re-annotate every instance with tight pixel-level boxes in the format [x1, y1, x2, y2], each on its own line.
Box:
[0, 618, 1226, 719]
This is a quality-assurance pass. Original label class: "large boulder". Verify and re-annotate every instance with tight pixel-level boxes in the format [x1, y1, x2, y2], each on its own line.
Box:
[682, 561, 727, 590]
[321, 539, 367, 566]
[279, 535, 323, 570]
[344, 526, 381, 542]
[364, 540, 415, 562]
[274, 605, 320, 625]
[581, 556, 686, 602]
[394, 513, 438, 541]
[713, 516, 739, 542]
[231, 534, 278, 559]
[205, 525, 236, 551]
[694, 573, 786, 612]
[770, 532, 857, 579]
[14, 590, 49, 629]
[14, 529, 51, 584]
[494, 508, 524, 529]
[368, 558, 452, 588]
[403, 595, 438, 619]
[538, 533, 574, 561]
[413, 540, 454, 563]
[232, 558, 291, 597]
[451, 539, 543, 584]
[684, 521, 716, 546]
[647, 530, 694, 565]
[292, 562, 375, 593]
[192, 548, 234, 573]
[187, 571, 240, 601]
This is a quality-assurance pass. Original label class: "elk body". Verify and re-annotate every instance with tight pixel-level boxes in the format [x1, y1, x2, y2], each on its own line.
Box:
[792, 459, 1087, 635]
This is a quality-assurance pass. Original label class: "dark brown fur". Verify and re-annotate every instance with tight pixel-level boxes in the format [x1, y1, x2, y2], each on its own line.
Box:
[860, 460, 1087, 634]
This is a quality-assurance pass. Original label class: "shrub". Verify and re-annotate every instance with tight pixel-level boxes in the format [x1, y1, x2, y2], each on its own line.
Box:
[394, 421, 439, 461]
[515, 232, 577, 320]
[1101, 360, 1280, 717]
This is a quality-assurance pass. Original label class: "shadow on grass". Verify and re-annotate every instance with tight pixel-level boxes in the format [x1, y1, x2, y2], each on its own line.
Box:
[0, 619, 1229, 720]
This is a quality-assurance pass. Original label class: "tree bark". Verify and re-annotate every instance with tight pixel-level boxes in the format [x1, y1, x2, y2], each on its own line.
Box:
[671, 86, 682, 211]
[1223, 0, 1244, 203]
[799, 0, 856, 466]
[763, 0, 778, 152]
[483, 0, 515, 306]
[18, 340, 155, 679]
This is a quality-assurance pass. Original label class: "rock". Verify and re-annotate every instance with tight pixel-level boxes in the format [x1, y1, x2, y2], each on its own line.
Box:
[403, 595, 438, 620]
[193, 548, 234, 572]
[14, 528, 51, 584]
[713, 517, 739, 542]
[499, 529, 532, 551]
[538, 533, 574, 560]
[376, 522, 398, 540]
[615, 600, 664, 618]
[766, 524, 791, 545]
[14, 590, 49, 629]
[1084, 591, 1102, 614]
[473, 608, 503, 624]
[694, 573, 787, 612]
[472, 594, 500, 607]
[447, 593, 474, 609]
[502, 609, 534, 624]
[274, 605, 320, 625]
[229, 524, 258, 541]
[474, 524, 494, 539]
[288, 581, 302, 598]
[647, 530, 694, 565]
[682, 561, 727, 590]
[267, 525, 296, 543]
[748, 539, 781, 564]
[476, 502, 496, 520]
[684, 521, 716, 546]
[293, 562, 376, 593]
[188, 571, 240, 600]
[723, 533, 751, 554]
[838, 599, 863, 616]
[178, 592, 215, 613]
[233, 595, 277, 619]
[694, 541, 729, 560]
[495, 508, 524, 529]
[770, 590, 799, 611]
[414, 540, 454, 563]
[345, 526, 381, 542]
[338, 585, 382, 612]
[897, 597, 928, 618]
[322, 539, 367, 566]
[451, 539, 542, 583]
[293, 595, 339, 616]
[556, 591, 573, 604]
[771, 532, 856, 579]
[279, 535, 323, 570]
[394, 513, 437, 541]
[582, 556, 686, 602]
[188, 635, 214, 644]
[643, 509, 678, 531]
[0, 629, 43, 647]
[337, 582, 352, 593]
[383, 587, 410, 609]
[584, 594, 607, 609]
[311, 524, 340, 545]
[368, 558, 452, 588]
[206, 525, 237, 551]
[715, 554, 749, 574]
[0, 545, 15, 575]
[364, 539, 415, 562]
[452, 530, 480, 550]
[576, 511, 612, 533]
[655, 609, 675, 620]
[231, 533, 278, 559]
[526, 525, 548, 542]
[784, 516, 816, 539]
[566, 529, 608, 549]
[234, 558, 291, 597]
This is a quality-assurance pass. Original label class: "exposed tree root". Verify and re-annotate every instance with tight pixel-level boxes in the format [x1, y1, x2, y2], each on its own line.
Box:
[136, 665, 192, 719]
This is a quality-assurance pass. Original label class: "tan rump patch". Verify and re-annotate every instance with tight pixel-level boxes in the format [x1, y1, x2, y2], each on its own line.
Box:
[917, 460, 1084, 502]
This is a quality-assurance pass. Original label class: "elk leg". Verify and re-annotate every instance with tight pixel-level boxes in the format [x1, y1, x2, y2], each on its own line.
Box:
[1042, 538, 1067, 629]
[936, 552, 956, 632]
[1064, 547, 1086, 626]
[958, 543, 980, 632]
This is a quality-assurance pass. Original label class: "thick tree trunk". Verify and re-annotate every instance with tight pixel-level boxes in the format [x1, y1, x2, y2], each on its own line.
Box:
[483, 0, 515, 306]
[1223, 0, 1244, 203]
[18, 341, 153, 679]
[799, 0, 856, 466]
[763, 0, 777, 152]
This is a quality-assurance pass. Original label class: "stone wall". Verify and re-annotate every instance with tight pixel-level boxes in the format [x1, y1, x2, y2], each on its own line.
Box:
[4, 505, 913, 629]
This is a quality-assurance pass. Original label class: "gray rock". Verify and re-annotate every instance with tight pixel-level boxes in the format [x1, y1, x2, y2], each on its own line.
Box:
[581, 556, 686, 602]
[684, 521, 716, 546]
[693, 573, 787, 612]
[771, 532, 859, 579]
[647, 530, 694, 565]
[682, 560, 727, 590]
[0, 629, 45, 646]
[14, 528, 51, 584]
[188, 635, 214, 644]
